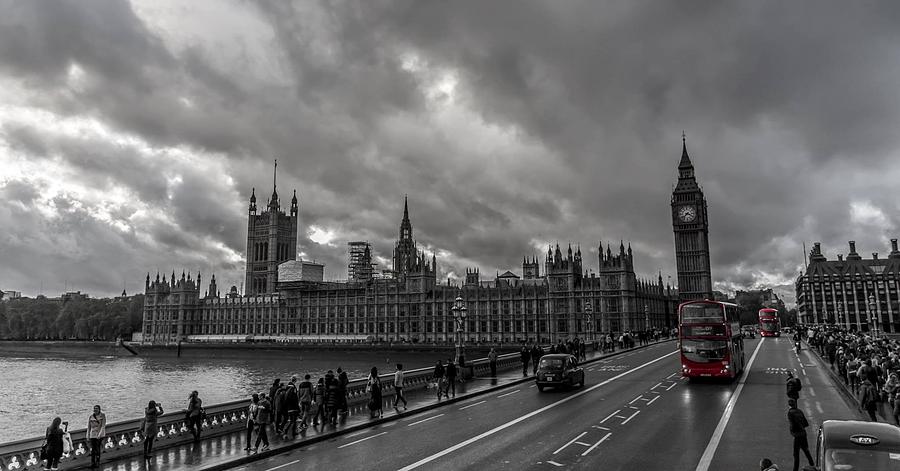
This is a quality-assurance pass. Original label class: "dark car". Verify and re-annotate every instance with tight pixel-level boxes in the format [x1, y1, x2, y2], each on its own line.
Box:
[535, 354, 585, 392]
[804, 419, 900, 471]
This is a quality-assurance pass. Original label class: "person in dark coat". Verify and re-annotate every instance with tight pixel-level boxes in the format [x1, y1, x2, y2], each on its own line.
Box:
[786, 371, 802, 400]
[282, 384, 300, 438]
[253, 393, 271, 452]
[367, 366, 383, 418]
[859, 378, 879, 422]
[44, 417, 65, 471]
[433, 361, 446, 399]
[787, 399, 814, 471]
[521, 345, 531, 376]
[337, 367, 350, 418]
[324, 370, 339, 424]
[273, 384, 287, 434]
[444, 358, 458, 397]
[312, 378, 326, 426]
[531, 345, 542, 375]
[186, 391, 203, 441]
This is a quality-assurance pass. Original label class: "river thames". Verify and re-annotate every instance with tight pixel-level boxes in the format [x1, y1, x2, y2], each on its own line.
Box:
[0, 347, 456, 442]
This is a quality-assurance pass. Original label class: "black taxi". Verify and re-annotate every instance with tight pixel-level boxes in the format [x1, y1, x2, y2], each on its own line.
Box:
[535, 354, 585, 392]
[804, 420, 900, 470]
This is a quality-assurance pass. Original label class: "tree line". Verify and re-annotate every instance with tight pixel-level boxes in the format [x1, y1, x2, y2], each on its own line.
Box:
[0, 295, 144, 340]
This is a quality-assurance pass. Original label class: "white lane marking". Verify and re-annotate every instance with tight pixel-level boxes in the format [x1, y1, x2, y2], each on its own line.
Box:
[554, 432, 588, 454]
[459, 400, 486, 411]
[600, 409, 621, 424]
[498, 390, 521, 398]
[337, 431, 388, 449]
[575, 441, 591, 447]
[629, 395, 644, 404]
[398, 350, 680, 471]
[801, 367, 807, 376]
[646, 395, 660, 405]
[816, 402, 824, 414]
[651, 382, 663, 390]
[666, 382, 678, 391]
[627, 406, 639, 410]
[809, 387, 817, 397]
[529, 384, 536, 388]
[592, 426, 610, 430]
[667, 372, 680, 379]
[581, 432, 612, 456]
[264, 460, 300, 471]
[694, 337, 765, 471]
[621, 410, 640, 425]
[547, 461, 564, 467]
[408, 414, 445, 427]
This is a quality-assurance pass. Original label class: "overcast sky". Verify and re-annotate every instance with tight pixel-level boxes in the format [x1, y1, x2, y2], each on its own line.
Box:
[2, 1, 900, 305]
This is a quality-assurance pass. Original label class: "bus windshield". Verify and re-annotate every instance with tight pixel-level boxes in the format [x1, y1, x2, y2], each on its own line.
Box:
[681, 339, 728, 363]
[760, 320, 778, 331]
[680, 303, 724, 323]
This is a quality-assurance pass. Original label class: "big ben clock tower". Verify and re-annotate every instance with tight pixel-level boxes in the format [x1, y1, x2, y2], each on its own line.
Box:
[671, 133, 713, 301]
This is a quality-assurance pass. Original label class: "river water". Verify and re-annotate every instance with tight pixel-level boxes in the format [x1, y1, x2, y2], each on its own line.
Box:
[0, 348, 455, 443]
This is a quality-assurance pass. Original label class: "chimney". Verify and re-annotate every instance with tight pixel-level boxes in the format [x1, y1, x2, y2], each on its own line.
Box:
[893, 239, 899, 252]
[849, 241, 857, 253]
[837, 254, 843, 261]
[873, 253, 879, 260]
[813, 242, 821, 254]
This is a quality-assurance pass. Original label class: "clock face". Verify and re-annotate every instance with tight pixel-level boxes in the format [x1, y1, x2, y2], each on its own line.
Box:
[678, 205, 697, 222]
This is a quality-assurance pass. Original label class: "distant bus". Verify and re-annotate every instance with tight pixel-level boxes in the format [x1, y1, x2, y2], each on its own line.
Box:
[679, 300, 745, 380]
[758, 308, 780, 337]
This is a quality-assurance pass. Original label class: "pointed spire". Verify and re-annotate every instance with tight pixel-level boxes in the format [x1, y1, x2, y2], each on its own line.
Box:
[273, 159, 278, 195]
[403, 195, 409, 221]
[679, 131, 694, 170]
[620, 240, 625, 253]
[291, 189, 298, 205]
[250, 187, 256, 202]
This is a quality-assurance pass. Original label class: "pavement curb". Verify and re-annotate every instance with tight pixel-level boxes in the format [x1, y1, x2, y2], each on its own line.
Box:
[198, 339, 676, 471]
[800, 340, 870, 422]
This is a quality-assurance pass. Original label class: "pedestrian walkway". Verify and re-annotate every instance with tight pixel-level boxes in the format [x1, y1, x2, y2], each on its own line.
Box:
[93, 342, 669, 471]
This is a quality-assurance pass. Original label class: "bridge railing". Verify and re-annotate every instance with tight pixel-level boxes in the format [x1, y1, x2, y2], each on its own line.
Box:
[0, 349, 530, 471]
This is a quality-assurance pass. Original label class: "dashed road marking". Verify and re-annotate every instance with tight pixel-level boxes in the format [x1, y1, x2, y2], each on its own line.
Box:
[666, 382, 678, 391]
[547, 460, 564, 467]
[592, 426, 610, 431]
[581, 432, 612, 456]
[498, 390, 521, 398]
[816, 402, 824, 414]
[265, 460, 300, 471]
[600, 409, 622, 424]
[459, 400, 486, 411]
[629, 395, 644, 404]
[651, 382, 663, 390]
[809, 387, 816, 397]
[554, 432, 588, 454]
[338, 431, 387, 449]
[621, 410, 640, 425]
[647, 395, 660, 405]
[408, 414, 445, 427]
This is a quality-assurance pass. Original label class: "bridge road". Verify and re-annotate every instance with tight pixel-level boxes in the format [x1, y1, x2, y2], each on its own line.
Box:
[234, 337, 861, 471]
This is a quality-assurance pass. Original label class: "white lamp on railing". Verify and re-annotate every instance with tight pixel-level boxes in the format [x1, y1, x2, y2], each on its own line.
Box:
[452, 295, 468, 367]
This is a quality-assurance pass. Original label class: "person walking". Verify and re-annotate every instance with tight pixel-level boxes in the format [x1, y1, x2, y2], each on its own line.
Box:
[846, 355, 861, 394]
[759, 458, 779, 470]
[337, 367, 350, 420]
[531, 344, 542, 375]
[488, 348, 498, 377]
[268, 379, 281, 404]
[859, 377, 879, 422]
[283, 382, 300, 438]
[141, 401, 163, 458]
[186, 391, 203, 441]
[243, 394, 259, 451]
[787, 398, 814, 471]
[444, 358, 457, 398]
[433, 361, 446, 399]
[367, 366, 384, 418]
[297, 375, 313, 430]
[312, 378, 326, 426]
[786, 371, 802, 401]
[44, 417, 65, 471]
[253, 393, 271, 452]
[393, 363, 408, 410]
[520, 345, 530, 376]
[324, 370, 339, 424]
[273, 383, 287, 434]
[86, 405, 106, 468]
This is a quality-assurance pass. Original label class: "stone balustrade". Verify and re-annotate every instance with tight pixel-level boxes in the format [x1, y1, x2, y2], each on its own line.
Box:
[0, 350, 528, 471]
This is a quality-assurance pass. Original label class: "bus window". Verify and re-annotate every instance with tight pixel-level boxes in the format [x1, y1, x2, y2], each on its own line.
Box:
[681, 304, 723, 323]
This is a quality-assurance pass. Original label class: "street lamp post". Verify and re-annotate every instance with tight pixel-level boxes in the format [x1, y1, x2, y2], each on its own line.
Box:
[451, 295, 468, 367]
[868, 295, 878, 340]
[584, 301, 593, 343]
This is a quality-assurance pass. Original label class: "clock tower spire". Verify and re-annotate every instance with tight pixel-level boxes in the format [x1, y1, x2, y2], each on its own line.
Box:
[671, 134, 713, 301]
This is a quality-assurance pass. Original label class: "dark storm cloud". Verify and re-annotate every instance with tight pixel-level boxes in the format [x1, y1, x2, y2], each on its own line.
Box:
[3, 0, 900, 301]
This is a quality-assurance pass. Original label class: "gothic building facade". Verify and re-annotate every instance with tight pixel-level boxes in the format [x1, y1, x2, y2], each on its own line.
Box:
[796, 240, 900, 333]
[672, 135, 714, 301]
[244, 164, 299, 296]
[142, 194, 678, 344]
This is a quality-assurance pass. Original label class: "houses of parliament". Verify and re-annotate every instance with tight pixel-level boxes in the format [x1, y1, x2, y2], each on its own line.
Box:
[141, 139, 715, 344]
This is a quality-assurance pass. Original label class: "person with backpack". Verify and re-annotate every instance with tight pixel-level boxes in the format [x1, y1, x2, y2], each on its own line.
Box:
[296, 375, 313, 430]
[786, 371, 802, 400]
[253, 393, 271, 452]
[366, 366, 383, 418]
[859, 378, 879, 421]
[787, 398, 814, 471]
[186, 391, 203, 441]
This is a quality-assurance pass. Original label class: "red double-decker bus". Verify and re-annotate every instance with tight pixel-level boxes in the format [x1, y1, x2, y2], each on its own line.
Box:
[679, 300, 745, 380]
[758, 308, 780, 337]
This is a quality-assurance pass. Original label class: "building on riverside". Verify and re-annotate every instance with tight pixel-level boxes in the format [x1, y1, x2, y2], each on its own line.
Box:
[795, 240, 900, 333]
[143, 167, 683, 343]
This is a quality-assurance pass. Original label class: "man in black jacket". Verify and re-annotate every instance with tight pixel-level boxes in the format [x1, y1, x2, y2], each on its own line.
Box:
[786, 371, 802, 400]
[521, 345, 531, 376]
[787, 398, 814, 471]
